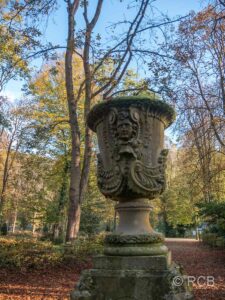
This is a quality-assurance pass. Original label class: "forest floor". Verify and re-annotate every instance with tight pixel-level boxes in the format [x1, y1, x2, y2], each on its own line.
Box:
[166, 238, 225, 300]
[0, 239, 224, 299]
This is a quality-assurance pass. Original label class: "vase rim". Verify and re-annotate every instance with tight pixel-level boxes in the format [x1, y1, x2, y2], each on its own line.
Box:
[87, 96, 176, 131]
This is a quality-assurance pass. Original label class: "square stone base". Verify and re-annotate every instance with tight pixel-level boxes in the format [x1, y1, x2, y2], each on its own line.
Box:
[71, 253, 194, 300]
[93, 253, 171, 271]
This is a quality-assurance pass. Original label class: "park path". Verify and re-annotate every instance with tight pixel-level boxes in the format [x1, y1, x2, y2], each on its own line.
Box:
[166, 238, 225, 300]
[0, 239, 224, 299]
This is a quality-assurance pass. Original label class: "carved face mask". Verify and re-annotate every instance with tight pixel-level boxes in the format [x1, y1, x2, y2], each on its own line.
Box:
[117, 120, 133, 140]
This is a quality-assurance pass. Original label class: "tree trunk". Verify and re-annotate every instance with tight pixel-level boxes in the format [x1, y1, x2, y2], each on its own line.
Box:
[53, 156, 69, 241]
[53, 224, 60, 239]
[65, 0, 81, 242]
[0, 138, 12, 213]
[12, 207, 18, 233]
[65, 1, 104, 241]
[32, 212, 37, 235]
[0, 121, 19, 216]
[80, 0, 103, 200]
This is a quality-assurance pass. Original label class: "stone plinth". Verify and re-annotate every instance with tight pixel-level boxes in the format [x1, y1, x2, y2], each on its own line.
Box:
[93, 253, 172, 270]
[71, 254, 193, 300]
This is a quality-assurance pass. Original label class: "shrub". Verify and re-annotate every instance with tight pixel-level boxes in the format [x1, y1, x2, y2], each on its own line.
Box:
[63, 233, 105, 261]
[198, 201, 225, 236]
[0, 223, 8, 235]
[202, 232, 217, 247]
[198, 201, 225, 248]
[216, 237, 225, 248]
[0, 233, 106, 270]
[0, 237, 62, 270]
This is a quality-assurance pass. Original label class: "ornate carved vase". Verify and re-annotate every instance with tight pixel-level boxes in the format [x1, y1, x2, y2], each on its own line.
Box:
[88, 96, 174, 200]
[71, 97, 194, 300]
[87, 96, 175, 255]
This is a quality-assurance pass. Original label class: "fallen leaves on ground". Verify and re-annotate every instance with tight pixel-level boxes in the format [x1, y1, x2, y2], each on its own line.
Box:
[0, 261, 91, 300]
[0, 240, 224, 299]
[166, 239, 225, 300]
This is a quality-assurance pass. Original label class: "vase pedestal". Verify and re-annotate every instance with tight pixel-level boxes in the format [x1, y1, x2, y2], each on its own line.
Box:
[71, 253, 193, 300]
[104, 199, 168, 257]
[71, 200, 193, 300]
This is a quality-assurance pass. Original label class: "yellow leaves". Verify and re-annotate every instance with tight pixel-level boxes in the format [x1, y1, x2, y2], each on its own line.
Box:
[29, 55, 86, 130]
[0, 26, 29, 76]
[0, 6, 31, 83]
[31, 55, 84, 100]
[2, 12, 22, 22]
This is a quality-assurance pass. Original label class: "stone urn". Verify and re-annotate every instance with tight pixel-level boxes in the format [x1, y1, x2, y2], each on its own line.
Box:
[87, 96, 175, 256]
[71, 96, 193, 300]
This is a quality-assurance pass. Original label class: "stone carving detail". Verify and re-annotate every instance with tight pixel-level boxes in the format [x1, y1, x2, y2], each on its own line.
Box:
[109, 107, 142, 161]
[105, 233, 164, 245]
[128, 149, 168, 197]
[97, 155, 124, 197]
[76, 271, 94, 293]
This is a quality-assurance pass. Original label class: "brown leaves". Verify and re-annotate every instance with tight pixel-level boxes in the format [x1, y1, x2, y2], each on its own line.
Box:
[166, 239, 225, 300]
[0, 261, 91, 299]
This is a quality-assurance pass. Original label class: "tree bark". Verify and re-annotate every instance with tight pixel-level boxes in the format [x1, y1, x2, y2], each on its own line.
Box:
[80, 0, 103, 200]
[32, 212, 37, 235]
[0, 129, 16, 214]
[12, 206, 18, 233]
[65, 0, 105, 241]
[65, 0, 81, 242]
[53, 156, 69, 240]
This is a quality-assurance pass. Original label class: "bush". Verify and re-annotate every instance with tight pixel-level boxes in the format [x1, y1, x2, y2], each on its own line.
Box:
[0, 223, 8, 235]
[0, 237, 62, 270]
[198, 201, 225, 236]
[198, 201, 225, 248]
[0, 233, 106, 270]
[63, 233, 105, 261]
[202, 232, 217, 247]
[216, 237, 225, 248]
